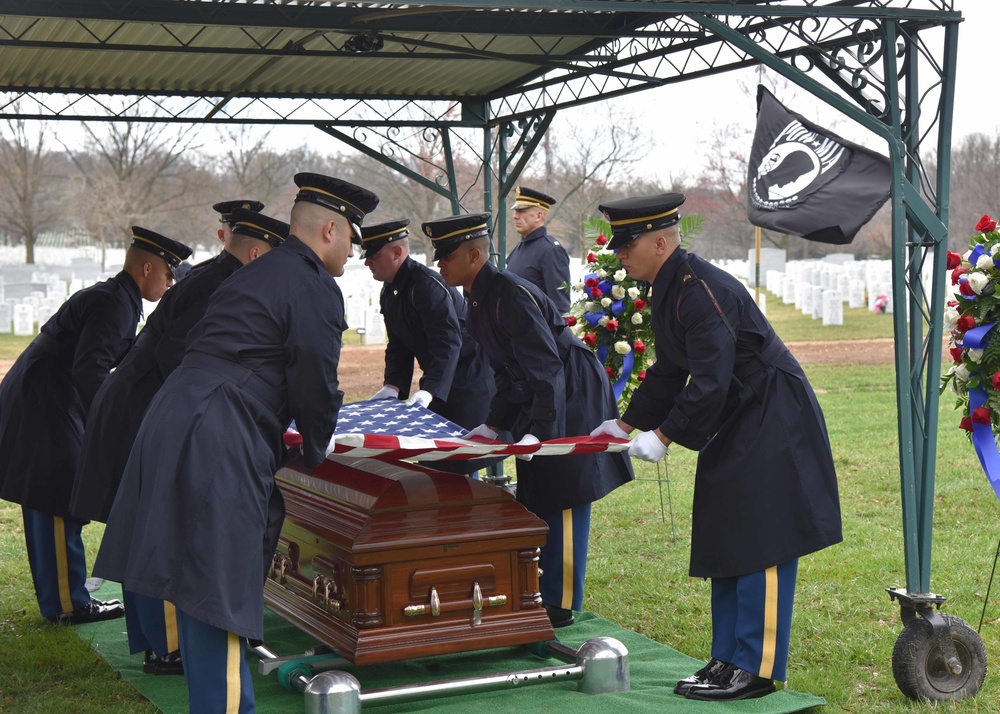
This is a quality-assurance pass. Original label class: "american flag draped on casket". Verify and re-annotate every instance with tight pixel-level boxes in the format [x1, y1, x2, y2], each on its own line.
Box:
[284, 398, 629, 462]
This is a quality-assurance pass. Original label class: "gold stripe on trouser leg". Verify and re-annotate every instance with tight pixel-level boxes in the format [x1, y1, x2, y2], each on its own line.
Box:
[226, 632, 241, 714]
[561, 509, 573, 610]
[164, 601, 179, 652]
[53, 516, 74, 613]
[759, 566, 778, 679]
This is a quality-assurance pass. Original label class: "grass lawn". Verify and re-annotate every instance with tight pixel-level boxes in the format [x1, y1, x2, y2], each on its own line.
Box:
[2, 315, 998, 712]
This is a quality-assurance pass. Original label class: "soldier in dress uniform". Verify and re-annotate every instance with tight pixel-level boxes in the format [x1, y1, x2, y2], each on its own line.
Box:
[427, 212, 634, 629]
[0, 227, 191, 625]
[590, 192, 842, 701]
[94, 173, 378, 714]
[360, 218, 493, 432]
[506, 186, 571, 314]
[213, 199, 264, 249]
[70, 209, 288, 676]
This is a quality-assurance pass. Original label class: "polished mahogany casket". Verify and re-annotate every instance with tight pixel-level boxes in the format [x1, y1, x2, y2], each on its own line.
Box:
[264, 454, 554, 664]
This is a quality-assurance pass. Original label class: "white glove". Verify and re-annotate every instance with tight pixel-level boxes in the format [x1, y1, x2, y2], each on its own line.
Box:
[589, 418, 631, 440]
[405, 389, 433, 408]
[628, 431, 669, 462]
[514, 433, 540, 461]
[462, 424, 499, 440]
[370, 385, 399, 400]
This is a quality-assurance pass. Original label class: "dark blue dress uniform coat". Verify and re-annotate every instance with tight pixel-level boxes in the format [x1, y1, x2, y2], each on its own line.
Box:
[94, 236, 346, 640]
[381, 256, 492, 429]
[621, 248, 842, 579]
[467, 262, 633, 513]
[70, 251, 243, 523]
[506, 226, 571, 314]
[0, 272, 142, 517]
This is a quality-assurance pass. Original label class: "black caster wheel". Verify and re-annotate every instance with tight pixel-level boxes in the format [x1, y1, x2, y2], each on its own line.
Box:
[891, 613, 987, 701]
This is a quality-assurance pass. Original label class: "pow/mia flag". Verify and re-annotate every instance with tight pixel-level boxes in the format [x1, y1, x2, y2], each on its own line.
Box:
[747, 85, 890, 244]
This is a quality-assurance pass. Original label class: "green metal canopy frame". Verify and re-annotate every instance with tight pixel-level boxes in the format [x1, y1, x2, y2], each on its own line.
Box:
[0, 0, 971, 700]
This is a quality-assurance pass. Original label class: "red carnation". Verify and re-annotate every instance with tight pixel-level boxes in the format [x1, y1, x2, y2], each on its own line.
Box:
[947, 300, 959, 307]
[960, 416, 973, 432]
[638, 370, 647, 382]
[565, 315, 577, 327]
[595, 234, 608, 246]
[946, 251, 962, 270]
[633, 298, 646, 310]
[585, 276, 599, 288]
[606, 319, 618, 332]
[634, 339, 646, 354]
[950, 347, 963, 363]
[976, 214, 998, 233]
[992, 371, 1000, 390]
[587, 252, 598, 263]
[957, 315, 977, 333]
[972, 406, 992, 425]
[589, 287, 602, 298]
[959, 281, 976, 297]
[606, 367, 615, 378]
[952, 267, 968, 285]
[583, 333, 596, 346]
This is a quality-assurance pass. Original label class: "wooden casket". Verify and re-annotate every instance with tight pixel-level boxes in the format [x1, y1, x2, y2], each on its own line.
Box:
[264, 454, 555, 665]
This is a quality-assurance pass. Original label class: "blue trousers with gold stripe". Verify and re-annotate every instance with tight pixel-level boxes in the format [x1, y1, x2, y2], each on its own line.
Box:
[124, 590, 180, 657]
[177, 609, 255, 714]
[22, 507, 91, 619]
[537, 504, 591, 612]
[710, 558, 798, 682]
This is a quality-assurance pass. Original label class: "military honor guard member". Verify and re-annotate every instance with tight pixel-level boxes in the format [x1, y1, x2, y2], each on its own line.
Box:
[507, 186, 571, 314]
[213, 199, 264, 249]
[0, 227, 191, 625]
[590, 193, 842, 701]
[70, 208, 288, 675]
[94, 173, 378, 714]
[360, 217, 493, 431]
[427, 212, 634, 629]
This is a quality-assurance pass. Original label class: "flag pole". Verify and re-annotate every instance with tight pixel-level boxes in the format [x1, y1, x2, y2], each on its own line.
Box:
[755, 225, 761, 306]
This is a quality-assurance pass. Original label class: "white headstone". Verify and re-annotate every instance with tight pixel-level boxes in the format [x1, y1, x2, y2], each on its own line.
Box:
[811, 285, 824, 320]
[822, 290, 844, 326]
[745, 247, 787, 287]
[36, 304, 56, 329]
[0, 302, 11, 334]
[13, 303, 34, 336]
[69, 278, 84, 295]
[782, 276, 797, 304]
[46, 280, 67, 300]
[848, 280, 866, 308]
[363, 306, 386, 345]
[799, 283, 814, 316]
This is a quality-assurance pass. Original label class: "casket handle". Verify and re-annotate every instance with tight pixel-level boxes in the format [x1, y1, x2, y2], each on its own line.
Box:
[403, 584, 507, 618]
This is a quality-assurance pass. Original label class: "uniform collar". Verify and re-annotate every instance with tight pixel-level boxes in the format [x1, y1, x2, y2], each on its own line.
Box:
[217, 249, 243, 270]
[652, 246, 689, 296]
[469, 261, 500, 305]
[284, 234, 325, 272]
[521, 226, 548, 243]
[387, 255, 416, 288]
[115, 269, 144, 316]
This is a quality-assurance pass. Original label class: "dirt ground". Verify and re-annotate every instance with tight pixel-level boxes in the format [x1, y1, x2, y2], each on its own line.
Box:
[0, 338, 901, 399]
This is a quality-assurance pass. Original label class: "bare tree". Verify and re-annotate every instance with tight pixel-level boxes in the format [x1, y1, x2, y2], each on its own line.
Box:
[215, 125, 309, 209]
[0, 116, 61, 263]
[944, 132, 1000, 250]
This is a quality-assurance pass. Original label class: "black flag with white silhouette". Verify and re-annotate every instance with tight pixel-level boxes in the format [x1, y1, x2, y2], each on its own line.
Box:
[746, 86, 890, 244]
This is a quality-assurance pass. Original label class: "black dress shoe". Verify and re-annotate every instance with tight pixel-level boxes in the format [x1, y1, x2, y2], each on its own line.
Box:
[673, 658, 729, 695]
[544, 605, 574, 628]
[143, 649, 184, 676]
[685, 664, 776, 701]
[48, 598, 125, 625]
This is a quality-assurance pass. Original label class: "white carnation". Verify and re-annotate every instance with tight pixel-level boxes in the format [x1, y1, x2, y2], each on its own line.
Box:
[963, 250, 973, 261]
[597, 269, 607, 278]
[991, 243, 1000, 257]
[954, 363, 970, 384]
[614, 341, 631, 355]
[943, 306, 959, 331]
[598, 316, 609, 327]
[601, 297, 612, 307]
[584, 301, 595, 311]
[969, 272, 990, 294]
[968, 348, 985, 363]
[631, 312, 643, 325]
[614, 269, 627, 281]
[977, 254, 994, 270]
[612, 285, 626, 300]
[627, 287, 640, 299]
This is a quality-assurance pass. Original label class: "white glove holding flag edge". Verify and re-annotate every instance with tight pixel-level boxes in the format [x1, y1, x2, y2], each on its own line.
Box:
[462, 424, 499, 440]
[514, 433, 540, 461]
[405, 389, 433, 408]
[628, 430, 669, 462]
[589, 418, 631, 440]
[370, 385, 399, 400]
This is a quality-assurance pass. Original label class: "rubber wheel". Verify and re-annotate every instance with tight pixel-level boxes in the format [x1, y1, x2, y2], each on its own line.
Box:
[891, 614, 987, 701]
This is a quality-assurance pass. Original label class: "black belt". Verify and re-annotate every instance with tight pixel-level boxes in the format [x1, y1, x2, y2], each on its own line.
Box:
[184, 351, 283, 414]
[733, 336, 789, 382]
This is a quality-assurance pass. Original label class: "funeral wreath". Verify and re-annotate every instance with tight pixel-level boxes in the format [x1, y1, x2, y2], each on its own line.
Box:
[568, 213, 704, 409]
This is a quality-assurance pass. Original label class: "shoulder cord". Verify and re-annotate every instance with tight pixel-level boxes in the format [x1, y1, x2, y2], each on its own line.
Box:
[676, 261, 737, 343]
